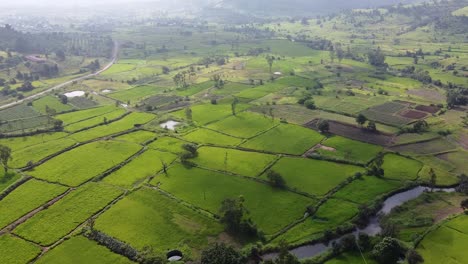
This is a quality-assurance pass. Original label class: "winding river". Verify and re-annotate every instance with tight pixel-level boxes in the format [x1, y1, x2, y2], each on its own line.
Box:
[263, 186, 456, 260]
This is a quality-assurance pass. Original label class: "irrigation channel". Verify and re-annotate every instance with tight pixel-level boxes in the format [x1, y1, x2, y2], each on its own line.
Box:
[263, 186, 456, 260]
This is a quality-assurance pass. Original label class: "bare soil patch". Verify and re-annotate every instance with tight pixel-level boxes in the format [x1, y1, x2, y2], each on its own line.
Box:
[407, 88, 445, 102]
[304, 119, 394, 146]
[455, 132, 468, 150]
[415, 105, 440, 114]
[399, 109, 428, 119]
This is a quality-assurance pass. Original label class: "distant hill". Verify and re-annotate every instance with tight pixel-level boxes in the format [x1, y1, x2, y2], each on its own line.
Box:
[206, 0, 428, 16]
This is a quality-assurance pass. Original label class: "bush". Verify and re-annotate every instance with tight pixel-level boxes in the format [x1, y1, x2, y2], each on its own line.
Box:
[201, 243, 244, 264]
[304, 99, 316, 110]
[266, 170, 286, 188]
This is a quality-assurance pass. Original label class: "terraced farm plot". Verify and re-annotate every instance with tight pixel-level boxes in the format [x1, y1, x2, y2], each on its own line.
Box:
[173, 103, 250, 125]
[266, 157, 363, 196]
[333, 176, 403, 204]
[273, 198, 359, 245]
[56, 106, 118, 125]
[28, 140, 141, 186]
[210, 82, 252, 96]
[0, 132, 68, 151]
[32, 95, 73, 114]
[235, 82, 285, 100]
[0, 115, 54, 133]
[148, 136, 188, 154]
[390, 138, 457, 155]
[418, 165, 459, 186]
[417, 215, 468, 264]
[382, 154, 423, 181]
[361, 109, 413, 126]
[240, 124, 324, 155]
[104, 149, 177, 187]
[64, 108, 126, 132]
[0, 179, 68, 229]
[10, 137, 77, 168]
[69, 112, 155, 142]
[115, 130, 156, 144]
[206, 112, 279, 138]
[182, 128, 243, 147]
[370, 101, 407, 114]
[0, 104, 40, 120]
[0, 235, 41, 264]
[94, 188, 223, 256]
[317, 136, 383, 164]
[275, 76, 317, 87]
[107, 85, 165, 102]
[176, 81, 214, 96]
[154, 165, 314, 235]
[36, 236, 134, 264]
[192, 146, 276, 177]
[14, 183, 123, 246]
[101, 63, 136, 75]
[436, 151, 468, 175]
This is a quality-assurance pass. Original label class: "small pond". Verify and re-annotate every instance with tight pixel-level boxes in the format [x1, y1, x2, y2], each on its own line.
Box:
[160, 120, 180, 130]
[64, 91, 85, 98]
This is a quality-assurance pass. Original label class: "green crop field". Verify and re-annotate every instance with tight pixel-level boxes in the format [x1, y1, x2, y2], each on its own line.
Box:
[107, 85, 165, 102]
[266, 157, 364, 196]
[317, 136, 383, 164]
[64, 109, 126, 132]
[0, 235, 41, 264]
[69, 112, 155, 142]
[240, 124, 324, 154]
[37, 236, 134, 264]
[382, 154, 423, 181]
[172, 103, 250, 125]
[153, 164, 315, 235]
[417, 215, 468, 264]
[10, 137, 77, 168]
[333, 176, 403, 204]
[206, 112, 279, 138]
[115, 130, 156, 144]
[103, 149, 177, 187]
[32, 96, 73, 114]
[148, 136, 189, 154]
[191, 146, 276, 177]
[0, 179, 68, 229]
[28, 140, 141, 186]
[274, 198, 359, 245]
[0, 104, 40, 121]
[14, 183, 123, 245]
[182, 128, 243, 147]
[0, 171, 20, 192]
[56, 106, 118, 125]
[94, 188, 223, 257]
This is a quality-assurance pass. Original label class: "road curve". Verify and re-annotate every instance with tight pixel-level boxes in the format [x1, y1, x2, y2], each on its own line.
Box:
[0, 41, 119, 110]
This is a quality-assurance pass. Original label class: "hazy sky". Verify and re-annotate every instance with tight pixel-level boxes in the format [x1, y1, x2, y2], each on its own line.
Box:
[0, 0, 166, 8]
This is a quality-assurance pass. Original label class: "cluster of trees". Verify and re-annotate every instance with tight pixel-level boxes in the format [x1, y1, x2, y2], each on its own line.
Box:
[399, 120, 429, 134]
[199, 56, 228, 66]
[219, 196, 259, 239]
[0, 25, 113, 58]
[0, 145, 12, 173]
[367, 47, 387, 68]
[367, 153, 384, 177]
[84, 59, 101, 73]
[180, 143, 198, 167]
[355, 114, 377, 132]
[447, 87, 468, 108]
[297, 94, 316, 110]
